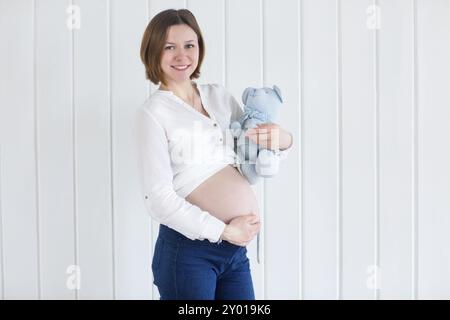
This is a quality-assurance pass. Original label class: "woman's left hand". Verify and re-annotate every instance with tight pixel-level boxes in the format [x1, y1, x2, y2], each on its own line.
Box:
[245, 123, 293, 151]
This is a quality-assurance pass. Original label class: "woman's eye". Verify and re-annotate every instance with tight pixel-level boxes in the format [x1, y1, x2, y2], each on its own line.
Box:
[165, 44, 194, 50]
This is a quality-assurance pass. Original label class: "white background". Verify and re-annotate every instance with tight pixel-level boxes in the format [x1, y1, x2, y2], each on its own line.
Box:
[0, 0, 449, 299]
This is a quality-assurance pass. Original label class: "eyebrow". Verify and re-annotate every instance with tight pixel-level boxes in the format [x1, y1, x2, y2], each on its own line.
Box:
[165, 40, 195, 44]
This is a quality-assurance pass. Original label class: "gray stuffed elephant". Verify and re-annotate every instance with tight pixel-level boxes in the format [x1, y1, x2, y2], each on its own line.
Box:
[230, 85, 283, 185]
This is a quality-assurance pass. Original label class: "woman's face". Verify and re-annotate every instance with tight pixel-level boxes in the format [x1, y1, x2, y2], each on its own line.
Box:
[160, 24, 199, 85]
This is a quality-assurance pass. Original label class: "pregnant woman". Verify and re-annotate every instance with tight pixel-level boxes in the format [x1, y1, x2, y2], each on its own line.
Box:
[136, 9, 293, 300]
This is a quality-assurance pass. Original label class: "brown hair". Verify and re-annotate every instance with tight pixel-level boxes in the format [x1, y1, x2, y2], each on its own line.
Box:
[140, 9, 205, 86]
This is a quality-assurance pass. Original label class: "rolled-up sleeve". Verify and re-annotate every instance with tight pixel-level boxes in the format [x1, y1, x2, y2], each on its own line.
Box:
[135, 107, 226, 242]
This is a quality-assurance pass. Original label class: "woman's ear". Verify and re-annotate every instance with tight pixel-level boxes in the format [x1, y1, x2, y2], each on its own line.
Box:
[272, 85, 283, 103]
[242, 87, 253, 105]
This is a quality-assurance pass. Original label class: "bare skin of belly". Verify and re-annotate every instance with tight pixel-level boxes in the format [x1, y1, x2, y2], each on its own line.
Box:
[185, 165, 260, 224]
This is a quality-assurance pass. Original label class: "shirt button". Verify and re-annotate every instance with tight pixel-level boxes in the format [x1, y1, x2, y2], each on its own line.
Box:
[213, 123, 217, 127]
[219, 138, 223, 142]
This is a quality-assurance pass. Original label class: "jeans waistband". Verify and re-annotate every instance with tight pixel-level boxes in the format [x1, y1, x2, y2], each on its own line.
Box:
[158, 224, 238, 248]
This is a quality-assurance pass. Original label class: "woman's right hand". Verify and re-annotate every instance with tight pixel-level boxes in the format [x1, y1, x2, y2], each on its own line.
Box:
[220, 214, 260, 246]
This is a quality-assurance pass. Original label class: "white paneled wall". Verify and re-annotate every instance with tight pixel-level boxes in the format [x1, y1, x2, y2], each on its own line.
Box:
[417, 0, 450, 299]
[302, 0, 338, 299]
[0, 0, 449, 300]
[378, 0, 414, 299]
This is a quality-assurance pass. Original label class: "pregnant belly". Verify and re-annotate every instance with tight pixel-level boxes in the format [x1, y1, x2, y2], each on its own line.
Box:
[185, 165, 259, 224]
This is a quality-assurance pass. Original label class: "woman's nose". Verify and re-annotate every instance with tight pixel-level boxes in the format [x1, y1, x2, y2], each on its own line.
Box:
[174, 48, 189, 58]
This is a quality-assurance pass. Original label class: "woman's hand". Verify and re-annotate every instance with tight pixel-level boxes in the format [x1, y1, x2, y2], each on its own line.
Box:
[245, 123, 293, 151]
[220, 214, 260, 247]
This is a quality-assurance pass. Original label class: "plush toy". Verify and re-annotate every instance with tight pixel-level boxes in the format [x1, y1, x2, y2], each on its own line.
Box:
[230, 85, 283, 185]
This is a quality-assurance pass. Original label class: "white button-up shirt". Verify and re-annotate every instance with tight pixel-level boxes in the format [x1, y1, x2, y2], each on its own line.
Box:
[135, 82, 291, 243]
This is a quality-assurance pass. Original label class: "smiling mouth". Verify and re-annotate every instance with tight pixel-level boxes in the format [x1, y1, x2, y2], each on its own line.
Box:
[172, 64, 191, 71]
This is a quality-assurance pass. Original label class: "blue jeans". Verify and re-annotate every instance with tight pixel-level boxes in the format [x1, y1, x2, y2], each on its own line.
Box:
[152, 224, 255, 300]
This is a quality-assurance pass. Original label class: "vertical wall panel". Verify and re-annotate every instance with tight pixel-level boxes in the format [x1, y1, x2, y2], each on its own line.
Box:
[302, 0, 339, 299]
[0, 146, 3, 299]
[417, 0, 450, 299]
[378, 0, 414, 299]
[0, 144, 5, 300]
[35, 0, 76, 300]
[188, 0, 225, 86]
[112, 0, 152, 300]
[264, 0, 300, 299]
[73, 0, 113, 299]
[341, 0, 377, 299]
[0, 0, 39, 299]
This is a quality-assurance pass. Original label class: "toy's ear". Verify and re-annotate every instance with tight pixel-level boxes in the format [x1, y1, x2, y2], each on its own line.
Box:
[273, 85, 283, 103]
[242, 88, 253, 105]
